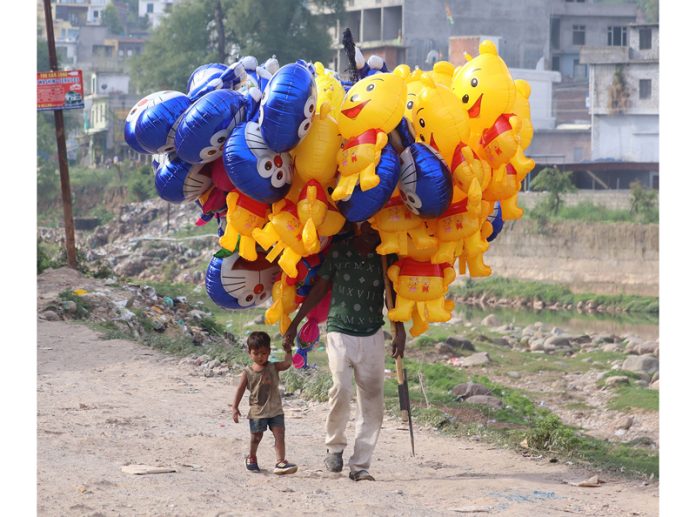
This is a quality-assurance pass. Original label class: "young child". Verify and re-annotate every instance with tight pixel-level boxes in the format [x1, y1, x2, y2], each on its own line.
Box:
[231, 331, 298, 475]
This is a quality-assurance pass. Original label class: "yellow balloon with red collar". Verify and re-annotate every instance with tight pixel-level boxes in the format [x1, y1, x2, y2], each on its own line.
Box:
[219, 191, 269, 261]
[369, 194, 437, 256]
[313, 62, 345, 117]
[296, 179, 346, 254]
[333, 70, 408, 201]
[387, 258, 456, 323]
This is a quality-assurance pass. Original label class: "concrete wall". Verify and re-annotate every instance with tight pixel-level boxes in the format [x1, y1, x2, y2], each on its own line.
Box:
[592, 114, 659, 162]
[482, 218, 659, 296]
[588, 61, 659, 116]
[527, 128, 592, 164]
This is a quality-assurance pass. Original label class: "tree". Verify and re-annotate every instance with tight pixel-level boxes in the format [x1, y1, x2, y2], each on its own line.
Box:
[131, 0, 344, 93]
[530, 167, 576, 216]
[103, 2, 124, 35]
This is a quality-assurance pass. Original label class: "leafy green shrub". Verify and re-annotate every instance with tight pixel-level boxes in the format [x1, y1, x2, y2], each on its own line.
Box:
[128, 163, 157, 201]
[525, 412, 580, 452]
[530, 167, 576, 216]
[629, 181, 658, 224]
[282, 367, 333, 402]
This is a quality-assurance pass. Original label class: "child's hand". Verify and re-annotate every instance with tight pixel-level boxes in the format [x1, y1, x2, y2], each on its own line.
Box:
[232, 407, 241, 423]
[282, 341, 292, 354]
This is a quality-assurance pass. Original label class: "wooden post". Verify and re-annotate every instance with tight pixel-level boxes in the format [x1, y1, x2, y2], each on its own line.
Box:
[43, 0, 78, 269]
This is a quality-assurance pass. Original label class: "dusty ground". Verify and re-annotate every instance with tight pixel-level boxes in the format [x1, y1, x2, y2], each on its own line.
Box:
[37, 276, 658, 516]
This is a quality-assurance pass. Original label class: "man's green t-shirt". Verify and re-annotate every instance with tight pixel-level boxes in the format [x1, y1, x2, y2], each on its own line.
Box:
[317, 239, 387, 337]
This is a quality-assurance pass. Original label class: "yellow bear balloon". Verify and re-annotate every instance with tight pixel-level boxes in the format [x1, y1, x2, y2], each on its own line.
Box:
[387, 258, 456, 324]
[333, 70, 407, 201]
[296, 179, 346, 255]
[370, 194, 437, 256]
[426, 60, 456, 88]
[451, 40, 535, 220]
[411, 75, 491, 195]
[252, 199, 308, 278]
[293, 102, 342, 188]
[426, 178, 488, 268]
[265, 275, 299, 334]
[219, 191, 269, 261]
[313, 62, 345, 117]
[512, 78, 534, 151]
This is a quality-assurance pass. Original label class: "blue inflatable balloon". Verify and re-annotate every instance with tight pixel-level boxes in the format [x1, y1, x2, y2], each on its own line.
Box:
[206, 250, 279, 309]
[388, 117, 416, 155]
[187, 63, 225, 99]
[174, 89, 250, 165]
[259, 62, 317, 153]
[152, 153, 213, 203]
[124, 91, 191, 154]
[398, 143, 453, 218]
[223, 121, 293, 204]
[486, 201, 505, 242]
[337, 143, 400, 222]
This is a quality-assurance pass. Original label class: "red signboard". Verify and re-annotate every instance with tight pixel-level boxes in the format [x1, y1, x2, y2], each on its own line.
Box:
[37, 69, 85, 111]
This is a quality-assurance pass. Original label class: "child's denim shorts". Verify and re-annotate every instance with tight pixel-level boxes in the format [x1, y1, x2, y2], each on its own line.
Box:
[249, 413, 285, 433]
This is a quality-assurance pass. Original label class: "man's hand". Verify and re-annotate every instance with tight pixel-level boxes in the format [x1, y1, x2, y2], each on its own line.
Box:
[231, 406, 241, 423]
[283, 322, 298, 352]
[391, 323, 406, 358]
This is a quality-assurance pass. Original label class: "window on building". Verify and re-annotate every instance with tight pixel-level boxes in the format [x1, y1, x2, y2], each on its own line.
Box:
[147, 3, 154, 13]
[639, 79, 652, 99]
[550, 18, 560, 50]
[93, 10, 99, 19]
[572, 25, 585, 46]
[552, 56, 560, 71]
[164, 3, 172, 13]
[639, 28, 652, 49]
[607, 26, 627, 46]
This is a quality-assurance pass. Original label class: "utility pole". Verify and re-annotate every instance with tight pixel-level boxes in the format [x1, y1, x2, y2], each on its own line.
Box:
[42, 0, 78, 269]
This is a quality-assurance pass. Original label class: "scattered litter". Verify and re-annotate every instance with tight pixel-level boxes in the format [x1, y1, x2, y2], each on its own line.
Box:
[564, 474, 604, 487]
[40, 347, 53, 351]
[121, 464, 177, 475]
[73, 289, 88, 296]
[451, 506, 491, 513]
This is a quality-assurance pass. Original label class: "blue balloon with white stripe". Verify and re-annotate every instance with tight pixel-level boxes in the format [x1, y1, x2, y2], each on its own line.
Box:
[398, 143, 453, 219]
[124, 91, 191, 155]
[206, 250, 279, 309]
[152, 153, 213, 203]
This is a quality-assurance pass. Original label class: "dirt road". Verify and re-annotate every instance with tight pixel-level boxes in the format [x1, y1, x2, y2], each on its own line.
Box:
[37, 315, 658, 517]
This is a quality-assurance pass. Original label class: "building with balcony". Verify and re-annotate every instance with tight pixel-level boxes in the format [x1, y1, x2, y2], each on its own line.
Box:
[53, 0, 107, 27]
[578, 22, 659, 188]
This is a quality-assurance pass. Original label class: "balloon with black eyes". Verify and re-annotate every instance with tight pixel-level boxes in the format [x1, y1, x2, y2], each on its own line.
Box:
[124, 90, 192, 155]
[258, 61, 317, 153]
[206, 249, 280, 309]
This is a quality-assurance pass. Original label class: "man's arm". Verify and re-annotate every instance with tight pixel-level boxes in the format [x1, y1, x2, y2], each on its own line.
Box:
[388, 281, 406, 358]
[282, 276, 332, 349]
[230, 371, 248, 423]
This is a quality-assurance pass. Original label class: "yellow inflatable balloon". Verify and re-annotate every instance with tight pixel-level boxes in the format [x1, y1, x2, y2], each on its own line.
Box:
[370, 194, 437, 256]
[252, 199, 308, 278]
[296, 179, 346, 254]
[293, 102, 342, 187]
[265, 276, 299, 334]
[313, 62, 344, 117]
[426, 60, 455, 88]
[426, 178, 488, 266]
[333, 70, 408, 201]
[512, 79, 534, 150]
[219, 191, 269, 261]
[387, 258, 456, 324]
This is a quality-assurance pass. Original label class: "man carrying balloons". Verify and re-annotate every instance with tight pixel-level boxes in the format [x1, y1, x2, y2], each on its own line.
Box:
[283, 222, 406, 482]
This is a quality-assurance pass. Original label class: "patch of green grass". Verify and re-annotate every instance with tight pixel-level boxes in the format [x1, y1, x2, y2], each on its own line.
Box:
[608, 386, 659, 412]
[58, 289, 93, 319]
[597, 369, 646, 387]
[282, 367, 333, 402]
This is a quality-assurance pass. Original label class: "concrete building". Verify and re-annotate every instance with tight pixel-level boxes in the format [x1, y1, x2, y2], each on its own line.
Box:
[138, 0, 180, 29]
[579, 22, 659, 188]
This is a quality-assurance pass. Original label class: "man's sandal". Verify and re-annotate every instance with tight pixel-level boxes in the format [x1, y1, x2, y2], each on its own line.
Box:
[349, 469, 375, 481]
[245, 456, 260, 473]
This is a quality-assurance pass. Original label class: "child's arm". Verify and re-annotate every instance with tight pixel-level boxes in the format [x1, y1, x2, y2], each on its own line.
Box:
[230, 371, 248, 423]
[274, 342, 294, 372]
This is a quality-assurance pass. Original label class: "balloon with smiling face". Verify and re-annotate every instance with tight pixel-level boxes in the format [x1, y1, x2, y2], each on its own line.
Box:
[258, 62, 317, 153]
[333, 70, 407, 202]
[412, 76, 491, 195]
[313, 62, 344, 117]
[174, 88, 254, 165]
[206, 249, 279, 309]
[124, 91, 192, 155]
[222, 121, 293, 204]
[152, 153, 213, 203]
[186, 61, 247, 101]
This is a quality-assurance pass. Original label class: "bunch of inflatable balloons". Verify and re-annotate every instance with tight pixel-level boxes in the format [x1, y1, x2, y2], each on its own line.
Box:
[124, 40, 534, 349]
